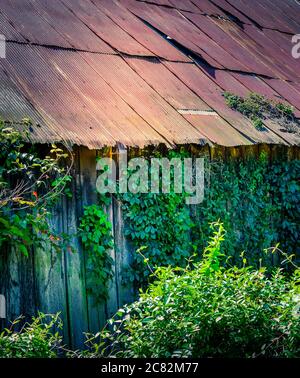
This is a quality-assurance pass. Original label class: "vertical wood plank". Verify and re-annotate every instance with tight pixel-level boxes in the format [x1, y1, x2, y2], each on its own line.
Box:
[113, 196, 135, 307]
[63, 147, 89, 348]
[34, 203, 69, 344]
[79, 147, 106, 333]
[105, 200, 119, 319]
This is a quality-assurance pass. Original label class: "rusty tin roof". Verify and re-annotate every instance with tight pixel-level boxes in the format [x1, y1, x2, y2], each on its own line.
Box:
[0, 0, 299, 148]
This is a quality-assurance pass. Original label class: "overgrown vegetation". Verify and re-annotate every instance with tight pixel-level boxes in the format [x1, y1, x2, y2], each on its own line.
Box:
[223, 92, 299, 132]
[118, 150, 194, 288]
[1, 121, 299, 358]
[0, 118, 73, 255]
[83, 222, 300, 358]
[0, 313, 63, 358]
[118, 151, 299, 290]
[195, 153, 299, 267]
[2, 225, 299, 358]
[79, 203, 114, 301]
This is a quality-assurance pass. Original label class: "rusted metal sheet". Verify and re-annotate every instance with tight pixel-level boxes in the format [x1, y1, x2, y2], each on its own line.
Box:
[180, 12, 290, 78]
[225, 0, 297, 34]
[183, 12, 289, 79]
[60, 0, 155, 57]
[262, 29, 293, 57]
[262, 119, 300, 146]
[241, 24, 300, 80]
[0, 0, 299, 148]
[204, 0, 251, 23]
[136, 0, 173, 5]
[163, 61, 288, 145]
[205, 69, 250, 98]
[0, 11, 26, 41]
[232, 74, 285, 99]
[222, 24, 296, 82]
[263, 79, 300, 116]
[29, 0, 114, 53]
[231, 73, 300, 118]
[1, 43, 115, 148]
[0, 62, 55, 143]
[190, 0, 228, 16]
[81, 52, 208, 145]
[250, 0, 300, 34]
[291, 83, 300, 98]
[124, 56, 211, 111]
[42, 48, 167, 146]
[91, 0, 190, 61]
[168, 0, 201, 12]
[195, 67, 299, 145]
[183, 113, 250, 146]
[269, 0, 300, 26]
[0, 0, 72, 47]
[212, 70, 300, 145]
[2, 43, 173, 148]
[122, 0, 224, 68]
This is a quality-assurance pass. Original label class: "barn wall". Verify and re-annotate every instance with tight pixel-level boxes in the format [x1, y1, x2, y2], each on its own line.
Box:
[0, 146, 134, 348]
[0, 144, 299, 348]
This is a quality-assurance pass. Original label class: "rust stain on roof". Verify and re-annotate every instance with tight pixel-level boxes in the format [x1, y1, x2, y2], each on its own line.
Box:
[0, 0, 299, 148]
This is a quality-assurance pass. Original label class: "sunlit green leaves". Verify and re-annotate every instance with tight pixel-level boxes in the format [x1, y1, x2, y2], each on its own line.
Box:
[90, 223, 300, 358]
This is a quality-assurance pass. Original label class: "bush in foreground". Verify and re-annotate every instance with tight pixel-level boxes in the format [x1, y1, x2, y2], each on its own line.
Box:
[0, 313, 62, 358]
[85, 222, 300, 358]
[1, 223, 299, 358]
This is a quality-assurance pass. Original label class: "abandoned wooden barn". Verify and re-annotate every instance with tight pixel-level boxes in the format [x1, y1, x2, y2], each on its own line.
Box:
[0, 0, 299, 347]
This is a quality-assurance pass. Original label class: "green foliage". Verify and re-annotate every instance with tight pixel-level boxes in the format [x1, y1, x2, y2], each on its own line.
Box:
[120, 192, 194, 287]
[87, 223, 300, 358]
[0, 118, 73, 256]
[118, 150, 194, 288]
[79, 204, 114, 301]
[223, 92, 299, 132]
[195, 153, 300, 267]
[199, 221, 225, 275]
[119, 151, 299, 287]
[0, 313, 63, 358]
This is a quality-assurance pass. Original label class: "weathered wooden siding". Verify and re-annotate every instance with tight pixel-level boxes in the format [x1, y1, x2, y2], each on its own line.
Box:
[0, 144, 299, 348]
[0, 146, 135, 348]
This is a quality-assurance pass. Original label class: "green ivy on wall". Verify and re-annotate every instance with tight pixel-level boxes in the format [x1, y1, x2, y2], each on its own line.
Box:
[118, 149, 196, 288]
[79, 203, 114, 301]
[120, 191, 194, 287]
[119, 150, 299, 289]
[194, 153, 300, 268]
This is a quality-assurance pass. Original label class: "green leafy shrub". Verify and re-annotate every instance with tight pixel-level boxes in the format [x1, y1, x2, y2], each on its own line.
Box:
[87, 222, 300, 358]
[0, 118, 73, 255]
[79, 204, 114, 301]
[0, 313, 63, 358]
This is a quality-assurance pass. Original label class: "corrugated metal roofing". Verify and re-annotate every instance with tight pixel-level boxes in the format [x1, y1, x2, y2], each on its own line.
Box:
[0, 0, 299, 148]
